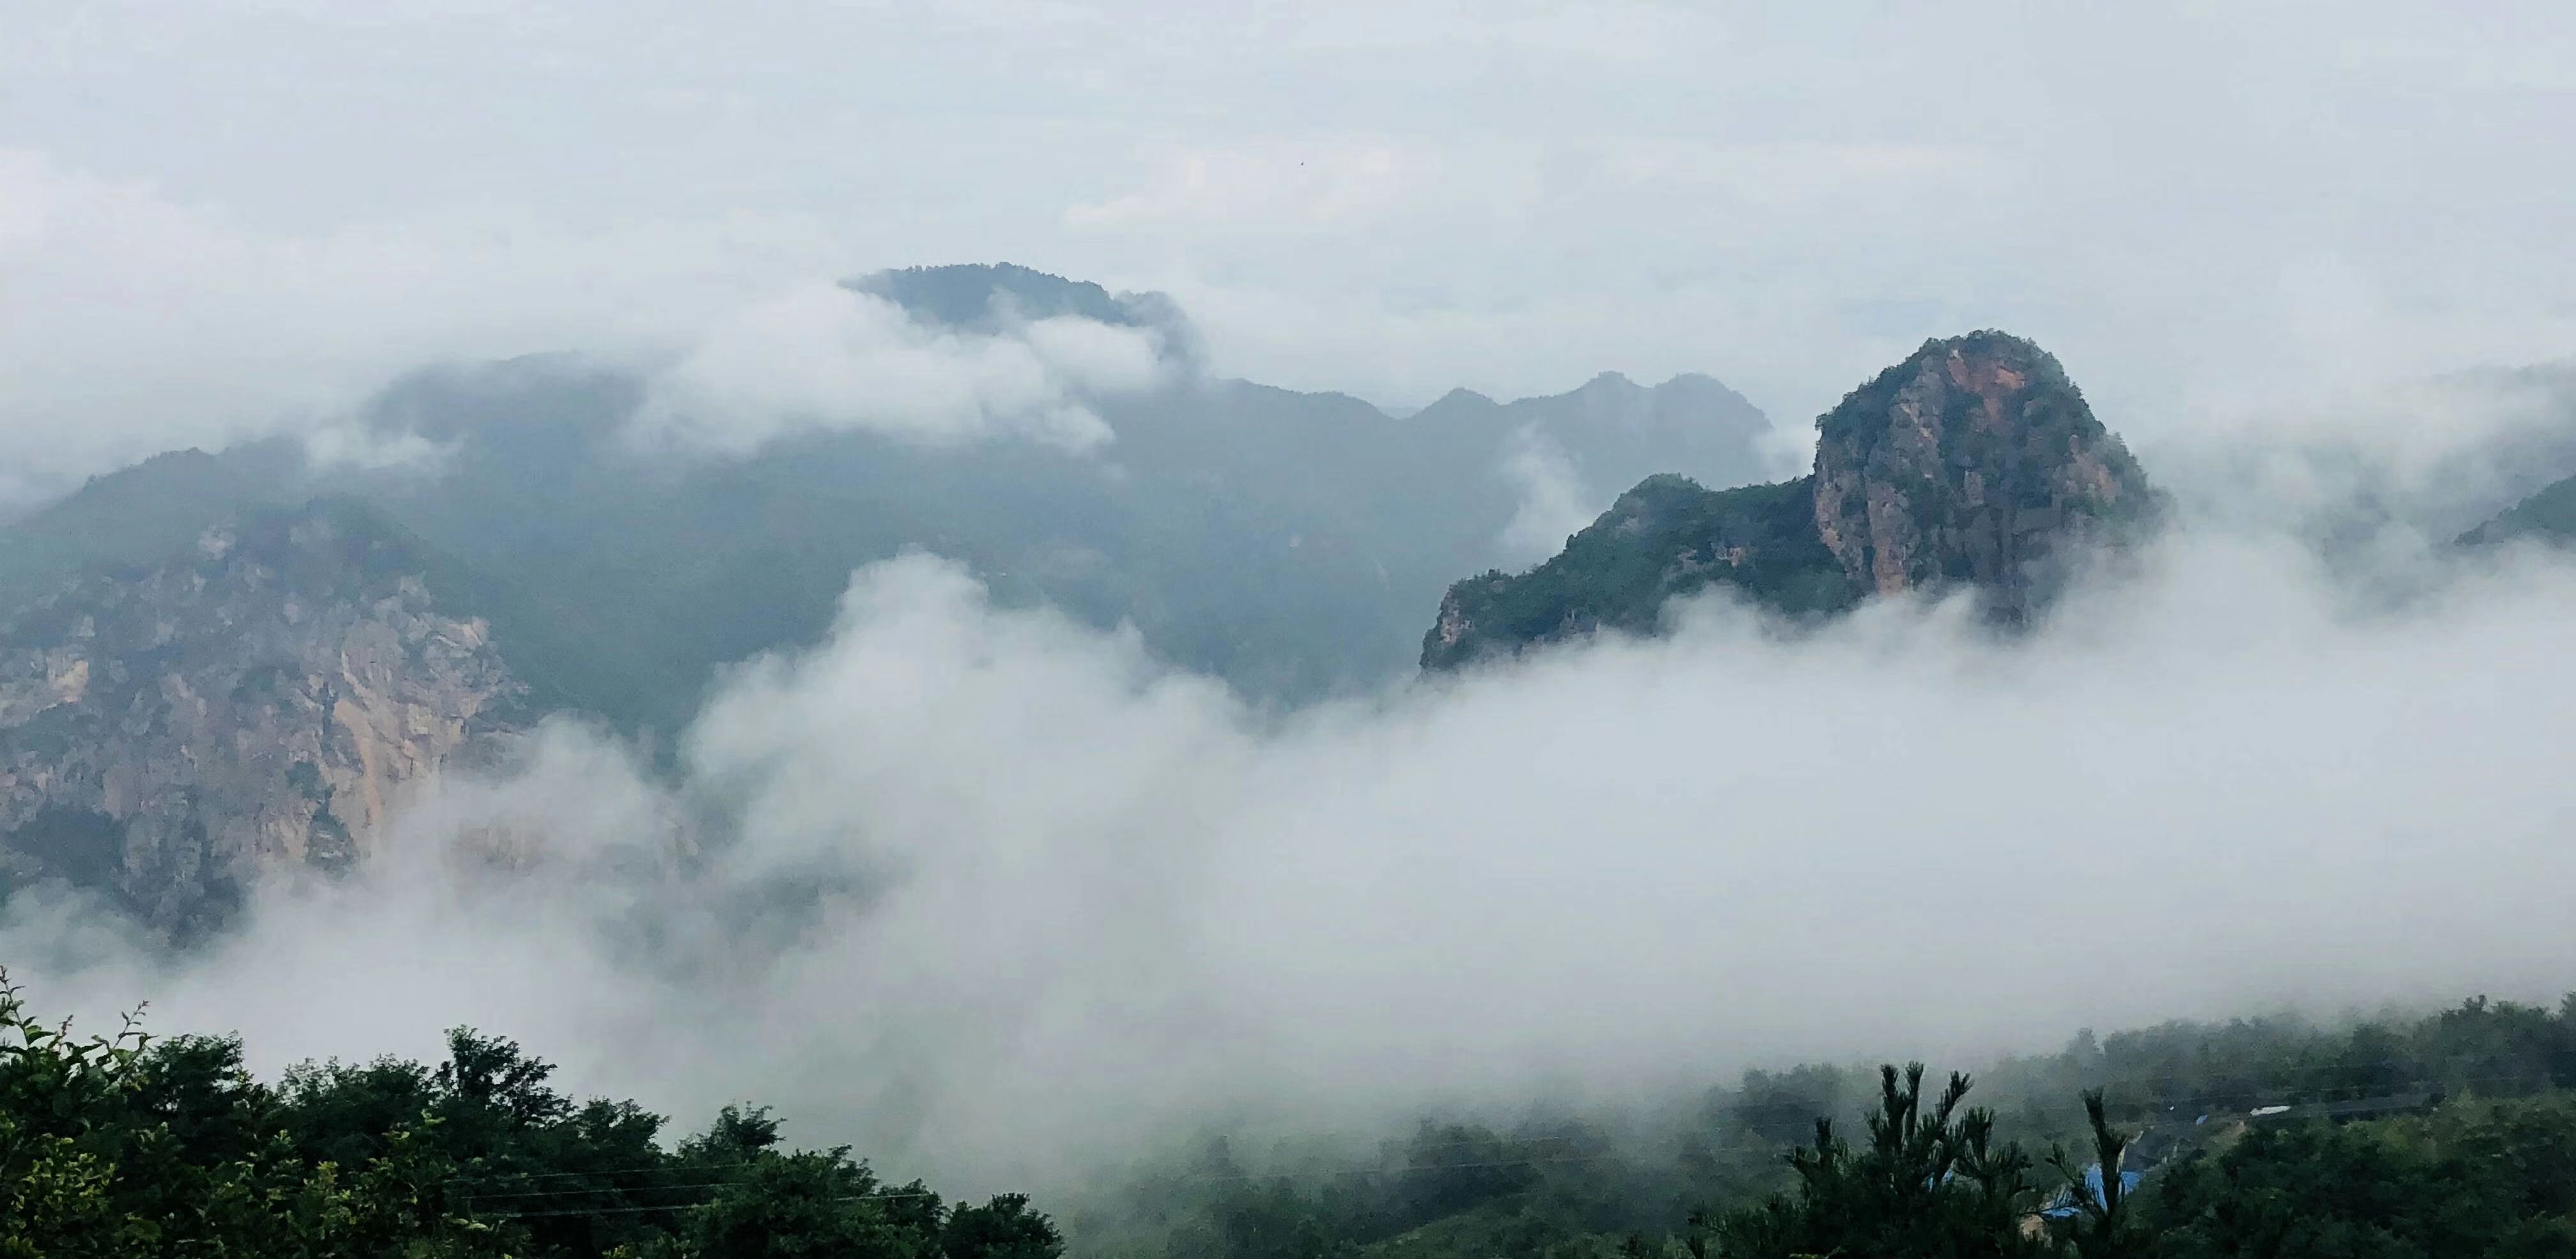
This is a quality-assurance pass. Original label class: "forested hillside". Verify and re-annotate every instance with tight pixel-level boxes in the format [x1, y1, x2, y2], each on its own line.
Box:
[0, 971, 1059, 1258]
[14, 964, 2571, 1257]
[1092, 993, 2576, 1259]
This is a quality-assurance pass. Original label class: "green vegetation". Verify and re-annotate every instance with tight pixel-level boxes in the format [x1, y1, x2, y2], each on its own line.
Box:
[0, 445, 303, 617]
[1100, 994, 2576, 1259]
[10, 955, 2575, 1257]
[2145, 1094, 2576, 1256]
[1420, 474, 1852, 668]
[1422, 331, 2161, 668]
[0, 971, 1059, 1258]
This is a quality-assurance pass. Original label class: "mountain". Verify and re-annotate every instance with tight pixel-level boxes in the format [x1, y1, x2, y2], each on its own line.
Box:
[1405, 369, 1775, 524]
[849, 261, 1206, 362]
[0, 264, 1782, 926]
[0, 266, 1782, 723]
[2462, 471, 2576, 546]
[1423, 332, 2156, 668]
[0, 444, 306, 615]
[0, 500, 525, 938]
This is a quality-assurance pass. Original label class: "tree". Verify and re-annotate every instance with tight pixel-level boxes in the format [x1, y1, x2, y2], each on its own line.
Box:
[2046, 1090, 2139, 1259]
[944, 1193, 1064, 1259]
[0, 968, 1039, 1259]
[668, 1150, 923, 1259]
[1711, 1063, 2052, 1259]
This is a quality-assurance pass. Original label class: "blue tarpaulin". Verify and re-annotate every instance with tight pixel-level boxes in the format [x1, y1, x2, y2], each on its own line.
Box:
[2040, 1166, 2144, 1221]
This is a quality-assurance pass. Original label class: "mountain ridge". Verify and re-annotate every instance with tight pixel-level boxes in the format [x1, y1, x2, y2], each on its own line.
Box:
[1423, 331, 2157, 668]
[0, 263, 1786, 930]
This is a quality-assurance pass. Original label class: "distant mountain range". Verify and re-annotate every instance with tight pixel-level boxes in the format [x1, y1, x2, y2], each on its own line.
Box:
[6, 264, 2572, 937]
[0, 264, 1780, 932]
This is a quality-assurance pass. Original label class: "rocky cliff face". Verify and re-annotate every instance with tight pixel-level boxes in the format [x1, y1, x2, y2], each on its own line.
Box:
[1422, 332, 2155, 668]
[0, 502, 524, 938]
[1809, 331, 2149, 606]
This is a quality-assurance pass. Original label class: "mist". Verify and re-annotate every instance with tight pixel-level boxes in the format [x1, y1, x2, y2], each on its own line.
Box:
[13, 506, 2576, 1194]
[16, 3, 2576, 506]
[636, 283, 1174, 453]
[1496, 429, 1596, 563]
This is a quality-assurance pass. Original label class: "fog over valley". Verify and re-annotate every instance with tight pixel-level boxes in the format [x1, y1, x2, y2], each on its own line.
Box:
[6, 5, 2576, 1256]
[17, 525, 2576, 1199]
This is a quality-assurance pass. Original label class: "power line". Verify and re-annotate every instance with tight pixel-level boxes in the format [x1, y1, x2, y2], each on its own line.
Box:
[460, 1178, 762, 1204]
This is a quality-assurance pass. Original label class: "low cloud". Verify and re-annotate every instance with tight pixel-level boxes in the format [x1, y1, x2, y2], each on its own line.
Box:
[0, 148, 866, 504]
[0, 147, 1182, 504]
[633, 284, 1170, 454]
[15, 521, 2576, 1195]
[1496, 427, 1597, 562]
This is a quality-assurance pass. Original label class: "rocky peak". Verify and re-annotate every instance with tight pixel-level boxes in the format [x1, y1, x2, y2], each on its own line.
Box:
[1809, 332, 2152, 608]
[1422, 332, 2156, 667]
[0, 500, 525, 939]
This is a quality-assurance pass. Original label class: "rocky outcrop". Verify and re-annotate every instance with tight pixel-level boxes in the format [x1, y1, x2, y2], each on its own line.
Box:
[1422, 332, 2156, 667]
[0, 501, 524, 938]
[1809, 331, 2149, 609]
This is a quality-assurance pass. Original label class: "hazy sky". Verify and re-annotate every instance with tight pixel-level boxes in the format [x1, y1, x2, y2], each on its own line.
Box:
[8, 1, 2576, 497]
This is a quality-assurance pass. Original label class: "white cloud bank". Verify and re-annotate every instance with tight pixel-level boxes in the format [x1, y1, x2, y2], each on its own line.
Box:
[1496, 427, 1596, 563]
[14, 523, 2576, 1194]
[0, 148, 870, 502]
[0, 148, 1172, 500]
[634, 284, 1169, 453]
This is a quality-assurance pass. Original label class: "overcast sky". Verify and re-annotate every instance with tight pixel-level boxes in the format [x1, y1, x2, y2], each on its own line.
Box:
[7, 1, 2575, 495]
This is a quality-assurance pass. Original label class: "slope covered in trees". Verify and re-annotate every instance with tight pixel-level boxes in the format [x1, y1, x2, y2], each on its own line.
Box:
[1098, 993, 2576, 1259]
[10, 962, 2575, 1256]
[0, 971, 1059, 1258]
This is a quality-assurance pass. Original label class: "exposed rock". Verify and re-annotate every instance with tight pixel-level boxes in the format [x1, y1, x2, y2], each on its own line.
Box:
[0, 501, 525, 938]
[1809, 330, 2149, 610]
[1421, 332, 2157, 668]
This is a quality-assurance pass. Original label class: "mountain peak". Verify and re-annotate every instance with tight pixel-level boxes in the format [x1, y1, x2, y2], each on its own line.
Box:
[846, 261, 1206, 367]
[847, 262, 1140, 330]
[1810, 329, 2150, 600]
[1415, 386, 1499, 415]
[1422, 330, 2157, 668]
